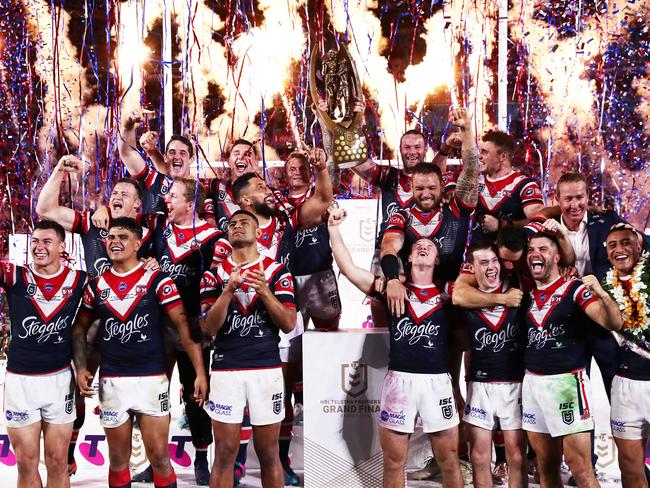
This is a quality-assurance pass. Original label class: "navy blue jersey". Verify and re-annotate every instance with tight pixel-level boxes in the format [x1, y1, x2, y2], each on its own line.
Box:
[524, 277, 597, 375]
[80, 264, 181, 376]
[130, 165, 173, 214]
[384, 193, 474, 281]
[72, 210, 153, 277]
[200, 256, 296, 370]
[288, 193, 332, 276]
[212, 209, 298, 272]
[145, 215, 221, 317]
[616, 343, 650, 381]
[388, 283, 451, 374]
[1, 263, 87, 374]
[367, 165, 414, 250]
[472, 172, 543, 241]
[461, 282, 525, 382]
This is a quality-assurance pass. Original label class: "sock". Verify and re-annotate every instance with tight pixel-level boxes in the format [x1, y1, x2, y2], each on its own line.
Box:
[494, 430, 506, 464]
[279, 405, 294, 469]
[68, 410, 85, 463]
[108, 468, 131, 488]
[293, 380, 303, 405]
[153, 469, 177, 488]
[236, 410, 251, 466]
[195, 445, 208, 461]
[458, 442, 469, 462]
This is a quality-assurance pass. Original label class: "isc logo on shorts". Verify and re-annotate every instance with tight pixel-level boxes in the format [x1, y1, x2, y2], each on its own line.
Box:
[439, 397, 453, 420]
[65, 393, 74, 415]
[159, 392, 170, 412]
[272, 393, 283, 415]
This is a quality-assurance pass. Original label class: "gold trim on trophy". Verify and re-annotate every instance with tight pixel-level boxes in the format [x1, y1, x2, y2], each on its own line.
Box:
[310, 43, 369, 169]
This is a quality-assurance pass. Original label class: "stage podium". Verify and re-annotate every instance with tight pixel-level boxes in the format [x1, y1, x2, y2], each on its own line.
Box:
[303, 329, 389, 487]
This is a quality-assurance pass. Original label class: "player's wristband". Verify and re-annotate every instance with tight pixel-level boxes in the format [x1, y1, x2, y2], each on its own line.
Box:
[381, 255, 401, 281]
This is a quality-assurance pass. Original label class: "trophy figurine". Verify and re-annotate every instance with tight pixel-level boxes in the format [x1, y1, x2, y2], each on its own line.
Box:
[310, 43, 368, 169]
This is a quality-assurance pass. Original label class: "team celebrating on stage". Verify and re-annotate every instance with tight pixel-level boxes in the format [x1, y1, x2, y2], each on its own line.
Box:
[2, 100, 649, 488]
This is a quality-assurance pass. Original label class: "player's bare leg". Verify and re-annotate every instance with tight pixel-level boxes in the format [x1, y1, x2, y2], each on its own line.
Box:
[210, 421, 241, 488]
[252, 423, 283, 488]
[379, 425, 409, 488]
[42, 421, 74, 488]
[8, 422, 44, 488]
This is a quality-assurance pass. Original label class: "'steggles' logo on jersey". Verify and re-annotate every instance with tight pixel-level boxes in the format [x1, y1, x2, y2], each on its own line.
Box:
[19, 315, 69, 343]
[226, 310, 266, 337]
[474, 321, 520, 352]
[394, 317, 440, 345]
[104, 314, 150, 343]
[94, 258, 112, 276]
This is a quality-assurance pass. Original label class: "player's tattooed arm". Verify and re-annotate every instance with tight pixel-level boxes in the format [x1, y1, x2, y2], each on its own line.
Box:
[72, 311, 96, 397]
[582, 275, 624, 331]
[327, 206, 375, 294]
[297, 147, 333, 228]
[449, 107, 479, 208]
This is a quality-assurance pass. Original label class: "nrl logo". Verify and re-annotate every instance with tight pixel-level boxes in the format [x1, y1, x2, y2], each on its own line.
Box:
[341, 362, 368, 398]
[100, 288, 110, 301]
[561, 410, 574, 425]
[359, 218, 375, 242]
[26, 283, 37, 297]
[99, 228, 109, 239]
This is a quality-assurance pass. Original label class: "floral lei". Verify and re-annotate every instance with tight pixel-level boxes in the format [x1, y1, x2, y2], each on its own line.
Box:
[603, 253, 650, 349]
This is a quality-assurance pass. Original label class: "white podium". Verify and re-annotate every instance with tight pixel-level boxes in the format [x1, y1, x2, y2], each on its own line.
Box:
[303, 329, 390, 487]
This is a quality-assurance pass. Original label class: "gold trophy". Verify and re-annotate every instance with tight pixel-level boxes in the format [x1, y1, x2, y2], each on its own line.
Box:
[309, 42, 368, 168]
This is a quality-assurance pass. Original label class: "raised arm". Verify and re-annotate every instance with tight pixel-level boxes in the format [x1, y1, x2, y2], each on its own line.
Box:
[36, 155, 83, 231]
[449, 108, 480, 208]
[582, 275, 623, 331]
[118, 109, 148, 176]
[139, 130, 167, 175]
[297, 147, 333, 228]
[432, 131, 462, 173]
[328, 207, 375, 294]
[452, 272, 523, 308]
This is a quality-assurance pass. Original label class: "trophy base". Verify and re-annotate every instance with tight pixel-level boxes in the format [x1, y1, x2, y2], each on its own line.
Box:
[332, 129, 368, 169]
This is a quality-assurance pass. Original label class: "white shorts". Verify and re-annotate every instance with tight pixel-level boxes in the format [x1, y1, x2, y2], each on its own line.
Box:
[378, 370, 459, 434]
[279, 314, 304, 364]
[205, 367, 284, 426]
[610, 375, 650, 440]
[3, 368, 75, 428]
[463, 381, 522, 430]
[522, 370, 594, 437]
[98, 375, 170, 428]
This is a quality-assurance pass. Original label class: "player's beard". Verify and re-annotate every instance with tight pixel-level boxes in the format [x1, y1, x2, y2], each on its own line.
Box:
[253, 200, 276, 218]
